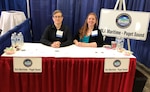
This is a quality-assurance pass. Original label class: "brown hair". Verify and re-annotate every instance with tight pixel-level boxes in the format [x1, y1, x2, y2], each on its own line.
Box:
[52, 10, 63, 16]
[79, 12, 98, 38]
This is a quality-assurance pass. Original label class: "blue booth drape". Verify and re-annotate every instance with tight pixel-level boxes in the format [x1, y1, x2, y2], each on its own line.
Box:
[0, 0, 150, 68]
[0, 0, 27, 17]
[0, 19, 32, 55]
[29, 0, 150, 42]
[29, 0, 118, 42]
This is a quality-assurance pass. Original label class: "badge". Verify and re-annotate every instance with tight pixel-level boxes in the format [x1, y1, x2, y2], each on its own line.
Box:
[91, 30, 98, 36]
[56, 30, 63, 38]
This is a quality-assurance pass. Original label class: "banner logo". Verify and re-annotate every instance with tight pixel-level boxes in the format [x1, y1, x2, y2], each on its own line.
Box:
[116, 13, 131, 28]
[23, 59, 32, 67]
[113, 60, 121, 67]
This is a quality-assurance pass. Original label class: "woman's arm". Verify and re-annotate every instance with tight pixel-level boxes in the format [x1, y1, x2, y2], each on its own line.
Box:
[90, 29, 103, 47]
[96, 29, 104, 47]
[40, 26, 53, 46]
[60, 26, 73, 47]
[78, 42, 97, 47]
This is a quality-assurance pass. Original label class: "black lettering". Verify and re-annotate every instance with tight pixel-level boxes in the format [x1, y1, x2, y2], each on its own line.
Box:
[134, 32, 144, 37]
[107, 29, 121, 35]
[124, 31, 133, 37]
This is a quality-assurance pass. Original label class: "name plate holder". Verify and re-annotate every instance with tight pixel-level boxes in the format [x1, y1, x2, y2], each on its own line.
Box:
[104, 58, 130, 73]
[13, 57, 42, 73]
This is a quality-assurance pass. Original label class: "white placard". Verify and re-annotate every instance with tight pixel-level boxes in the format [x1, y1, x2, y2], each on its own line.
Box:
[13, 57, 42, 73]
[99, 8, 150, 40]
[104, 58, 130, 73]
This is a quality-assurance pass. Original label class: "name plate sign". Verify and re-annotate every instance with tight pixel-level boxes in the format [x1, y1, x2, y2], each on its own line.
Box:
[104, 58, 130, 73]
[13, 57, 42, 73]
[99, 9, 150, 40]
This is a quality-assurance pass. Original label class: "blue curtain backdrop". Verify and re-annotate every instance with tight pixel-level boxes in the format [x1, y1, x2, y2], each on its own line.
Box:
[30, 0, 118, 42]
[0, 0, 27, 17]
[0, 0, 150, 67]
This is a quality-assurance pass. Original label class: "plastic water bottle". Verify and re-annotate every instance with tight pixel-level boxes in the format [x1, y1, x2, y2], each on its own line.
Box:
[115, 37, 124, 48]
[11, 32, 17, 47]
[17, 32, 24, 48]
[20, 32, 24, 46]
[16, 33, 20, 47]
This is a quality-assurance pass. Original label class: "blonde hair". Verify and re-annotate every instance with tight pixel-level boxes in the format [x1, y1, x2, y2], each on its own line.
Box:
[79, 12, 98, 38]
[52, 10, 63, 17]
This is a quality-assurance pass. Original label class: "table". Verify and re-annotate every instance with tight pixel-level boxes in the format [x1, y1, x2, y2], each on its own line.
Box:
[0, 11, 26, 36]
[0, 43, 136, 92]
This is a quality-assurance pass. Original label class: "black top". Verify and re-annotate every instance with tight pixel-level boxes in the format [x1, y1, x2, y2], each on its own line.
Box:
[74, 27, 104, 47]
[40, 24, 72, 47]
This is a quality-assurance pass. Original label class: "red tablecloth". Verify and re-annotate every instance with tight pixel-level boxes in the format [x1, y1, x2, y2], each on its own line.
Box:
[0, 57, 136, 92]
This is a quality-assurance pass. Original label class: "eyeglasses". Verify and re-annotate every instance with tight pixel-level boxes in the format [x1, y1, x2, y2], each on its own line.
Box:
[53, 16, 62, 18]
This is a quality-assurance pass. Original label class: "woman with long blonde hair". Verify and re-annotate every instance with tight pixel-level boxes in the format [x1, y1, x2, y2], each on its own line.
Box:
[73, 12, 103, 47]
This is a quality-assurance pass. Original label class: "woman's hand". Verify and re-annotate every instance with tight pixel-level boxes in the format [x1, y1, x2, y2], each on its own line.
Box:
[73, 40, 79, 45]
[51, 41, 61, 48]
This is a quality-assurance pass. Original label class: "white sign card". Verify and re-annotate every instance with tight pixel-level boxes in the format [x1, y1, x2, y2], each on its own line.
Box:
[99, 8, 150, 40]
[104, 58, 130, 73]
[13, 57, 42, 73]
